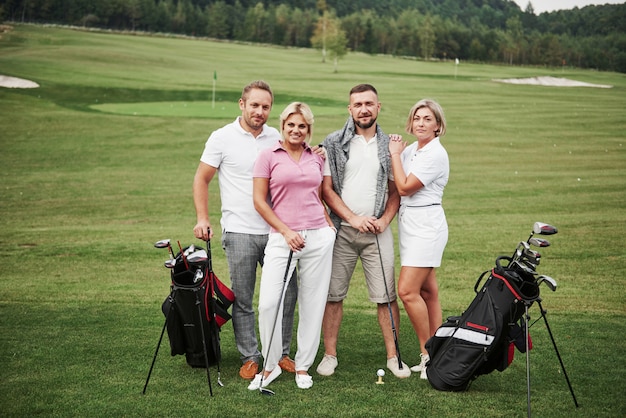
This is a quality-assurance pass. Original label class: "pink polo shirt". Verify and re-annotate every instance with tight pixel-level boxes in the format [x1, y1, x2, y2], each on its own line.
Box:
[253, 141, 328, 232]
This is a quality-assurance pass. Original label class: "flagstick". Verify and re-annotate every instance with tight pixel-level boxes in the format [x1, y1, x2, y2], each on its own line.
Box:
[212, 78, 216, 109]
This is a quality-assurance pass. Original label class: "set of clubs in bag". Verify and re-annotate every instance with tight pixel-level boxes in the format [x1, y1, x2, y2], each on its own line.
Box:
[511, 222, 559, 292]
[155, 239, 209, 284]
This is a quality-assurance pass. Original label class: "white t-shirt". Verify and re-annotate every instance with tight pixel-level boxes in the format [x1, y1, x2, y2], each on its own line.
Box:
[324, 134, 385, 223]
[200, 117, 281, 234]
[400, 138, 449, 206]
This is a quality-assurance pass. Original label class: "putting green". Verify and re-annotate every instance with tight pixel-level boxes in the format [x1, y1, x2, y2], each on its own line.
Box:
[91, 101, 347, 118]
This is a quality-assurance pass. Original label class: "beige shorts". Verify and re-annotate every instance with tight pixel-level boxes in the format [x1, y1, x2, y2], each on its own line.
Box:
[327, 226, 396, 304]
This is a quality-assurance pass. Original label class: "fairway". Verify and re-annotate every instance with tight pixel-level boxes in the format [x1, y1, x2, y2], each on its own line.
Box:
[92, 100, 347, 118]
[0, 24, 625, 418]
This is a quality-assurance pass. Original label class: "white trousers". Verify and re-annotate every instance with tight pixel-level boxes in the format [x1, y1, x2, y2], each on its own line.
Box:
[258, 227, 336, 373]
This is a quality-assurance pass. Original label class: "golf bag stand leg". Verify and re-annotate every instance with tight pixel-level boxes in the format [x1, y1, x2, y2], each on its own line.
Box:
[524, 302, 532, 418]
[195, 288, 214, 396]
[536, 300, 579, 408]
[142, 289, 176, 394]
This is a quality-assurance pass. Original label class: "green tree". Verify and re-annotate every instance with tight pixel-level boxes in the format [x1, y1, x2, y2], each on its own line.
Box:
[396, 9, 421, 57]
[420, 15, 435, 59]
[207, 1, 232, 39]
[505, 15, 524, 64]
[342, 10, 376, 52]
[311, 11, 347, 70]
[327, 22, 348, 72]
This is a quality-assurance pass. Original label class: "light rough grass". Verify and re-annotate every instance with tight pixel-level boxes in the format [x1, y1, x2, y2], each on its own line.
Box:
[0, 24, 625, 417]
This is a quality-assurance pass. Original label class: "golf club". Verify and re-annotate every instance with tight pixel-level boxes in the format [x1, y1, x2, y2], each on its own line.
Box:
[155, 239, 176, 259]
[512, 241, 531, 263]
[529, 237, 550, 248]
[374, 234, 403, 370]
[536, 275, 557, 291]
[533, 222, 558, 236]
[176, 240, 190, 270]
[258, 249, 294, 396]
[184, 244, 196, 257]
[187, 249, 208, 264]
[164, 259, 176, 269]
[204, 228, 224, 388]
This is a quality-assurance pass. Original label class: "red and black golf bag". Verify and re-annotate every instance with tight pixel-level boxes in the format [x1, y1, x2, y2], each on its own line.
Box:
[144, 240, 235, 396]
[162, 245, 235, 368]
[425, 256, 539, 391]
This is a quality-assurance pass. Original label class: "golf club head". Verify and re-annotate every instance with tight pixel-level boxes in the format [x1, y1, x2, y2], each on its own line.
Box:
[259, 387, 275, 396]
[183, 244, 196, 256]
[164, 259, 176, 269]
[537, 275, 557, 291]
[529, 237, 551, 248]
[511, 260, 537, 275]
[513, 241, 530, 262]
[533, 222, 558, 235]
[524, 249, 541, 263]
[187, 249, 208, 264]
[154, 239, 171, 249]
[193, 269, 203, 283]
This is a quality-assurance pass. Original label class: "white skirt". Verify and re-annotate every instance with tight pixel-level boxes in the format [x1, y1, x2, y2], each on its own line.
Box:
[398, 205, 448, 267]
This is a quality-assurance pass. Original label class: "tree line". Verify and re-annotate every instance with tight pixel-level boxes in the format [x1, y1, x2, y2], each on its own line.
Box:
[2, 0, 625, 73]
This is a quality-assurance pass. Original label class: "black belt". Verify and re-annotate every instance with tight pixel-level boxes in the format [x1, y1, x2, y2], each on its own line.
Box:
[405, 203, 441, 208]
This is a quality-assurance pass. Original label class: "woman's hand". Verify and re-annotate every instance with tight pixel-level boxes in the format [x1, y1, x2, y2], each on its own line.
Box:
[283, 229, 306, 252]
[388, 134, 406, 156]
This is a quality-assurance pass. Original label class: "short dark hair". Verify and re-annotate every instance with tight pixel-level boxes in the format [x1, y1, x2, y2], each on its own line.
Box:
[349, 83, 378, 97]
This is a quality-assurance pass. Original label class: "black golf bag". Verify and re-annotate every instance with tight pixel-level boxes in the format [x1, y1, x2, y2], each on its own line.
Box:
[425, 256, 540, 391]
[162, 246, 235, 368]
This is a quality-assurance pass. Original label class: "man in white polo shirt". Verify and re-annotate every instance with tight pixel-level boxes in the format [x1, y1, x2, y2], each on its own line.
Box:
[317, 84, 410, 378]
[192, 80, 297, 380]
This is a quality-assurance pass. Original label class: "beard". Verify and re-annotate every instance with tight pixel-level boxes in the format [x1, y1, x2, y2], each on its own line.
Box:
[354, 116, 377, 130]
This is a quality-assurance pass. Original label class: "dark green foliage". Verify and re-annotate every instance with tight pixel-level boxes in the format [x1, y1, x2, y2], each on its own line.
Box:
[1, 0, 625, 72]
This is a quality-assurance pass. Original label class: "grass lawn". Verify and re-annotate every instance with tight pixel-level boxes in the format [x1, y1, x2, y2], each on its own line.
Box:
[0, 24, 624, 417]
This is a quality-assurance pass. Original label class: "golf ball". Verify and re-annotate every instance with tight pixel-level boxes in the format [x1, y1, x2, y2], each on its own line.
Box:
[377, 369, 385, 377]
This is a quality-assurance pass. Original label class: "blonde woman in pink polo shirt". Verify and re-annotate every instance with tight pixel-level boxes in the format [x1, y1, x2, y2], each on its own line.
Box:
[250, 102, 336, 391]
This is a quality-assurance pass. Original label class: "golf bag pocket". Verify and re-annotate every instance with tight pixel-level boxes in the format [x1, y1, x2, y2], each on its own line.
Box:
[162, 286, 221, 368]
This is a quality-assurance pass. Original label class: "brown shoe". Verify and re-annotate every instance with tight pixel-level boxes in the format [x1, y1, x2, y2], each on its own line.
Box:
[278, 355, 296, 373]
[239, 360, 258, 380]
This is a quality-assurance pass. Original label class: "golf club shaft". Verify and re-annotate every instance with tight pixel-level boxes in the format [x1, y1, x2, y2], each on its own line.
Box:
[177, 240, 190, 270]
[260, 249, 294, 394]
[375, 234, 403, 369]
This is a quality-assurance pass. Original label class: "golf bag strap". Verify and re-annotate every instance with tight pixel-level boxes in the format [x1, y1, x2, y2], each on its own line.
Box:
[474, 270, 490, 293]
[491, 270, 523, 301]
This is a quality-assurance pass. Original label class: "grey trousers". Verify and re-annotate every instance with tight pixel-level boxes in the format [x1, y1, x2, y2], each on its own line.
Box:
[222, 232, 297, 363]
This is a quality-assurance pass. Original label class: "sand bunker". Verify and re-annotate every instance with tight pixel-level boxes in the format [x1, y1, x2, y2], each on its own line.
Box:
[0, 75, 39, 88]
[0, 74, 613, 90]
[493, 76, 612, 88]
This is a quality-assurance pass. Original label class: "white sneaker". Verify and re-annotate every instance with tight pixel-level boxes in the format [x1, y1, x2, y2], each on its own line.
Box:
[316, 354, 338, 376]
[295, 373, 313, 389]
[410, 353, 430, 373]
[247, 367, 282, 390]
[420, 367, 428, 380]
[386, 356, 411, 378]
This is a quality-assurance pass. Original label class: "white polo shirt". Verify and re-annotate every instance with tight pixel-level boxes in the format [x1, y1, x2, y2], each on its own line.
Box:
[324, 134, 383, 222]
[200, 117, 281, 234]
[400, 138, 449, 206]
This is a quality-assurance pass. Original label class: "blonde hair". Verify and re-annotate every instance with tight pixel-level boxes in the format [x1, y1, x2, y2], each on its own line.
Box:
[405, 99, 446, 137]
[279, 102, 315, 142]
